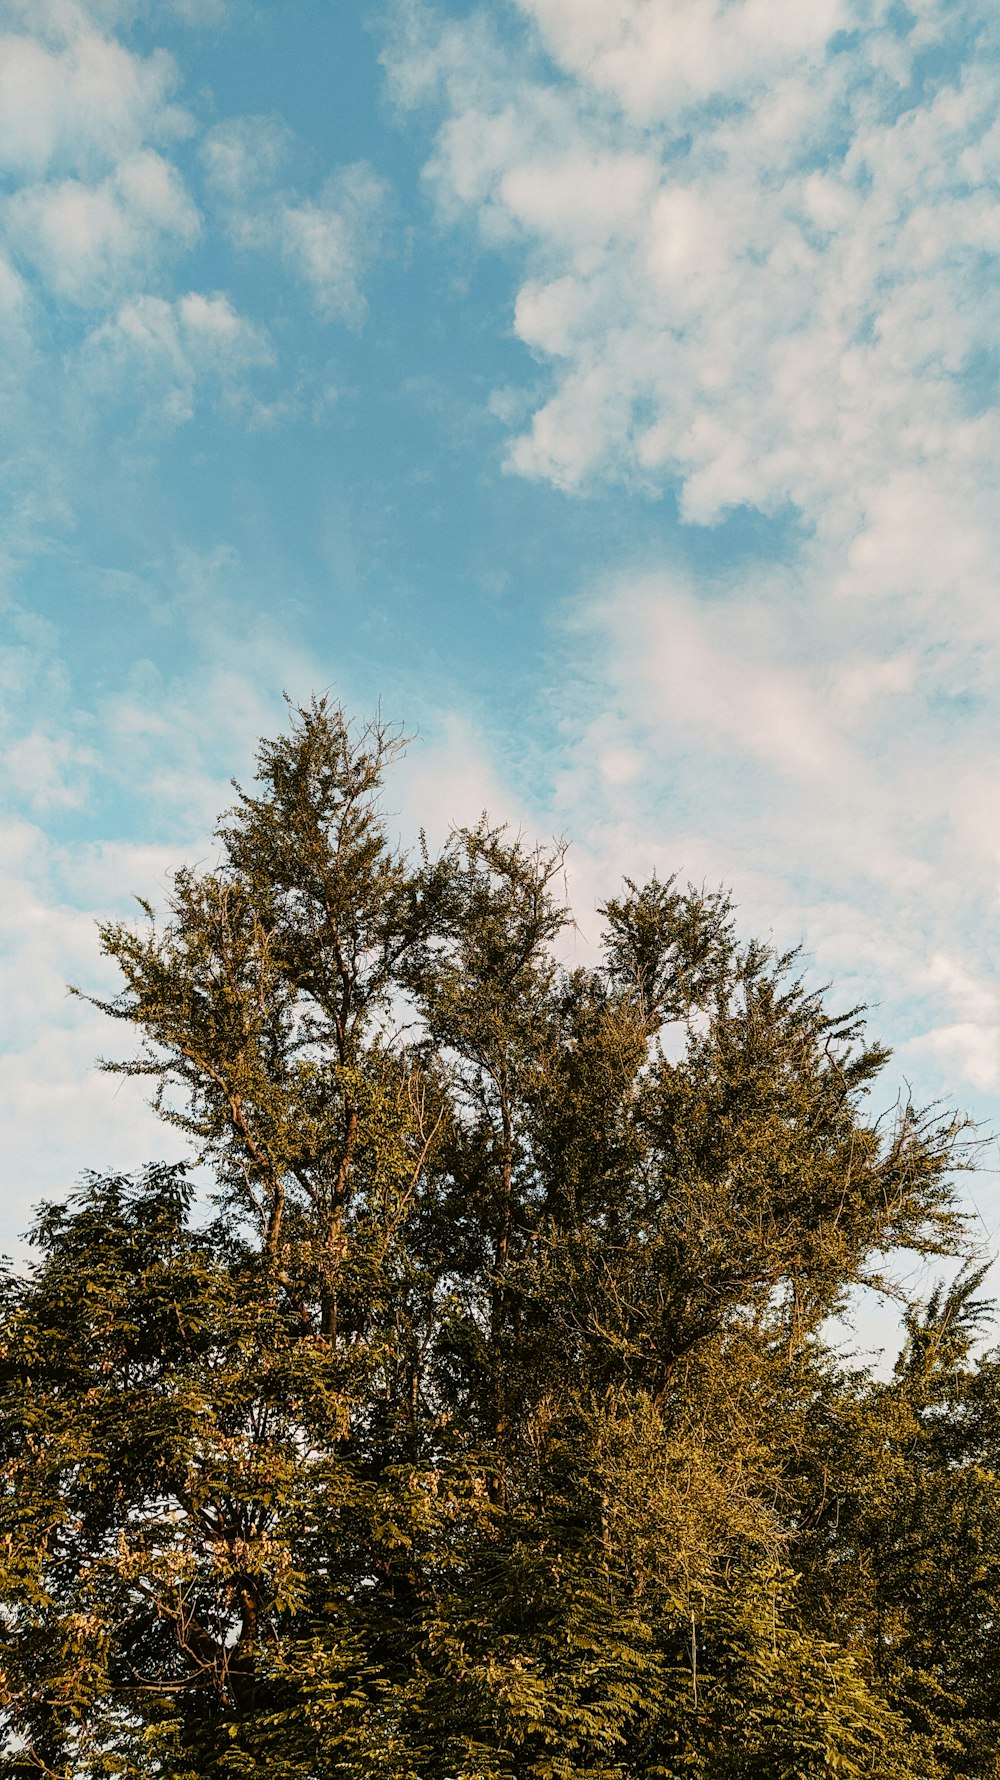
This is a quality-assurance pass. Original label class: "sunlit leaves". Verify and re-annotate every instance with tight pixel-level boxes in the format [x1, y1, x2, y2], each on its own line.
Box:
[2, 700, 994, 1778]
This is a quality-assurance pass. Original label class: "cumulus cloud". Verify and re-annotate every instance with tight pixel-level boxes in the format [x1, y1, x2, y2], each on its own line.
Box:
[392, 711, 521, 848]
[588, 574, 851, 781]
[2, 731, 98, 812]
[0, 252, 35, 400]
[0, 9, 201, 319]
[202, 116, 391, 325]
[0, 828, 165, 1255]
[0, 9, 300, 434]
[521, 0, 848, 119]
[386, 0, 999, 532]
[7, 150, 199, 305]
[0, 23, 187, 178]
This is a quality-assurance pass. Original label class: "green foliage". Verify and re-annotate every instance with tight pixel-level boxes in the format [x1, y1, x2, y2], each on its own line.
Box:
[1, 697, 994, 1778]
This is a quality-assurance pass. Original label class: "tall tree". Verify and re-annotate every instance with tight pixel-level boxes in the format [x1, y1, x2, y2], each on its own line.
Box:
[0, 698, 991, 1780]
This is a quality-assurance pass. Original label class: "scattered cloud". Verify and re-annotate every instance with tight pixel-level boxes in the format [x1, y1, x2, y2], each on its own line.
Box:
[392, 711, 521, 849]
[7, 150, 199, 306]
[0, 9, 201, 336]
[0, 22, 188, 179]
[1, 730, 98, 812]
[388, 1, 999, 532]
[203, 117, 391, 325]
[0, 0, 997, 1279]
[80, 289, 274, 422]
[521, 0, 848, 120]
[545, 557, 1000, 1135]
[912, 1021, 1000, 1097]
[380, 0, 1000, 1132]
[588, 573, 850, 781]
[0, 829, 165, 1257]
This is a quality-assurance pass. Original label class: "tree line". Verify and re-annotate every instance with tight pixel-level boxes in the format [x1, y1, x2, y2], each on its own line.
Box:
[2, 698, 999, 1778]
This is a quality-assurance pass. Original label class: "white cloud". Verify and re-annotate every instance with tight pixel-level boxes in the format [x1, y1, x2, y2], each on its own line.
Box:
[80, 289, 274, 421]
[202, 117, 391, 325]
[0, 252, 31, 325]
[0, 8, 287, 426]
[0, 823, 173, 1253]
[7, 150, 199, 305]
[520, 0, 848, 121]
[200, 112, 293, 208]
[0, 10, 203, 327]
[381, 0, 1000, 1130]
[0, 252, 36, 412]
[0, 25, 187, 178]
[0, 0, 218, 39]
[392, 711, 520, 849]
[590, 573, 848, 782]
[388, 0, 999, 539]
[279, 164, 390, 325]
[549, 552, 1000, 1159]
[1, 731, 98, 812]
[910, 1022, 1000, 1097]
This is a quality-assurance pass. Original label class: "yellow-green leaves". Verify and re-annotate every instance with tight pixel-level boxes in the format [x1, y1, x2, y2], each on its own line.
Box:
[2, 699, 991, 1779]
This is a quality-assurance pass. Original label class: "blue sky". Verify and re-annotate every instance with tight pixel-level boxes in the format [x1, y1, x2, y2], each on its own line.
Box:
[2, 0, 999, 1333]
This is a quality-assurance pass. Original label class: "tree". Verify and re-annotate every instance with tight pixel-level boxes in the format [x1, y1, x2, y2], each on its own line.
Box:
[0, 697, 992, 1779]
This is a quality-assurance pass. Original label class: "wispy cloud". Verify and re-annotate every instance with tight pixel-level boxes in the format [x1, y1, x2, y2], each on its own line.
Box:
[0, 553, 335, 1240]
[80, 289, 274, 423]
[202, 116, 391, 326]
[0, 0, 227, 37]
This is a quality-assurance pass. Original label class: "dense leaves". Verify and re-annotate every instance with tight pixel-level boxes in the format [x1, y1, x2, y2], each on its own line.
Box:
[1, 698, 995, 1778]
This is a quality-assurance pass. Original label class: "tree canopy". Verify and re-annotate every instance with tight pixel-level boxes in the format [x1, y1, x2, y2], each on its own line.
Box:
[2, 698, 997, 1779]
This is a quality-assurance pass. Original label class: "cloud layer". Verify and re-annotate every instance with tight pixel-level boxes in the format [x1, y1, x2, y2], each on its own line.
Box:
[382, 0, 1000, 1127]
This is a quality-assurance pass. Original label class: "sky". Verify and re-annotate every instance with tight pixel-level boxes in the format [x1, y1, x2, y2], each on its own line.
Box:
[1, 0, 999, 1341]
